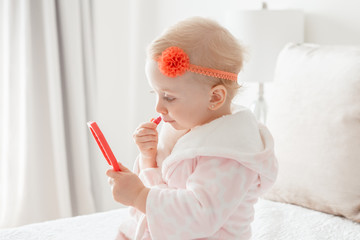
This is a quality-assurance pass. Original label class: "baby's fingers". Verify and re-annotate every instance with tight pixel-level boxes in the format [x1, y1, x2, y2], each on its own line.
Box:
[134, 134, 157, 144]
[138, 122, 158, 130]
[135, 127, 157, 137]
[106, 163, 131, 177]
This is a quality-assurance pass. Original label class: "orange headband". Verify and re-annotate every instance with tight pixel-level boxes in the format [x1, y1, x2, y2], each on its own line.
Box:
[156, 46, 238, 81]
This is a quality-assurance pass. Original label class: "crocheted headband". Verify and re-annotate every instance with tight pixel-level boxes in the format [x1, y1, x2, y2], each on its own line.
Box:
[156, 46, 238, 81]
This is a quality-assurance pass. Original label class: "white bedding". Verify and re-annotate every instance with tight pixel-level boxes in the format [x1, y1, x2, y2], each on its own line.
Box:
[252, 199, 360, 240]
[1, 198, 359, 240]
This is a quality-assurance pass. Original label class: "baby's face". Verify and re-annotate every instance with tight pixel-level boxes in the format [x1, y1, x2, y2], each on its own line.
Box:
[146, 60, 214, 130]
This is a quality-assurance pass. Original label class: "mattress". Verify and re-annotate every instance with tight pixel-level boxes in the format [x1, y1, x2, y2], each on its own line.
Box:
[1, 198, 359, 240]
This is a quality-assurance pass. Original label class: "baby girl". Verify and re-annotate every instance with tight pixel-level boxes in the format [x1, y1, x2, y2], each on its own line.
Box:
[106, 16, 278, 240]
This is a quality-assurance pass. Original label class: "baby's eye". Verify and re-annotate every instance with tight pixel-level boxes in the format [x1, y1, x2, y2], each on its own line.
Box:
[163, 95, 176, 102]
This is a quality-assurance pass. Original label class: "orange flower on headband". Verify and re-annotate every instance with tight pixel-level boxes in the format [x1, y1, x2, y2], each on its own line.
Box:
[158, 47, 190, 78]
[156, 46, 238, 81]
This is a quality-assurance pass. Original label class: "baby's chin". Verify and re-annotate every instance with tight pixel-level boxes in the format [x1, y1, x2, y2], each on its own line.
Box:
[168, 121, 182, 130]
[168, 121, 190, 131]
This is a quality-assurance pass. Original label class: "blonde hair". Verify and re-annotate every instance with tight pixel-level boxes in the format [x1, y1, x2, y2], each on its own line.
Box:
[147, 16, 245, 99]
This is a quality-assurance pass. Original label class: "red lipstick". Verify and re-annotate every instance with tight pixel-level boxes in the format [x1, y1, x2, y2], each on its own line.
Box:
[151, 116, 162, 125]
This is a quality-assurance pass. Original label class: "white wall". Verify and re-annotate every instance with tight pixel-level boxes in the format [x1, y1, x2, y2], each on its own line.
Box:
[93, 0, 360, 211]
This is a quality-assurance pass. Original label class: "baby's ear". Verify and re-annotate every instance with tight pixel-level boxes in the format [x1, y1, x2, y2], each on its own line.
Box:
[209, 85, 227, 110]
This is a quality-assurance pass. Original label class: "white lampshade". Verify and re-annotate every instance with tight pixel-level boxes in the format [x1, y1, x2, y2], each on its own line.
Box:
[225, 10, 304, 83]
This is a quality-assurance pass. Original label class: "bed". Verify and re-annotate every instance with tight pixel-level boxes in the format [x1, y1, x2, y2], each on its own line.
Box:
[0, 198, 359, 240]
[1, 43, 360, 239]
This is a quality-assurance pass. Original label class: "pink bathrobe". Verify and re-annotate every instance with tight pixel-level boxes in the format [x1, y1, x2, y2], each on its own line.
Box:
[119, 106, 278, 240]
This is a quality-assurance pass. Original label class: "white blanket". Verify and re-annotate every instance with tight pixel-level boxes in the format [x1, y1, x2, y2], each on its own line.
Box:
[1, 199, 359, 240]
[0, 209, 126, 240]
[253, 199, 360, 240]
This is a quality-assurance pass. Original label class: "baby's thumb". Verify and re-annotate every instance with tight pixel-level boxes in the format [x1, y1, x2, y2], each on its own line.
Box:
[117, 162, 131, 172]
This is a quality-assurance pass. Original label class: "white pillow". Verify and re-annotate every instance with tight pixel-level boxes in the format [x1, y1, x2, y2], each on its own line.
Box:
[264, 43, 360, 223]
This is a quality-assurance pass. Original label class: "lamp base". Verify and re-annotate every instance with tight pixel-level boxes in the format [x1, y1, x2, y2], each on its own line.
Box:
[250, 83, 267, 124]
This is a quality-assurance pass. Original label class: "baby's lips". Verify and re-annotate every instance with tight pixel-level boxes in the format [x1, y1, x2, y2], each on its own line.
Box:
[151, 116, 162, 125]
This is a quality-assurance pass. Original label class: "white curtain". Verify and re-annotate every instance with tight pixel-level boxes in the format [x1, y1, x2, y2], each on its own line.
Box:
[0, 0, 96, 228]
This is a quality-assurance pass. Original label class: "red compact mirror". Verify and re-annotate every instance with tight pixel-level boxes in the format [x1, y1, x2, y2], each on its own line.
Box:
[87, 121, 120, 171]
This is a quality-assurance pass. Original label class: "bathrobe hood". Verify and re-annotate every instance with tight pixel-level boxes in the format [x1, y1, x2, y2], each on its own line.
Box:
[160, 106, 278, 194]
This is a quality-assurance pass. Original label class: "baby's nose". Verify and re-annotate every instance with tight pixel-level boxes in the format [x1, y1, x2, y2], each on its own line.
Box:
[155, 101, 167, 115]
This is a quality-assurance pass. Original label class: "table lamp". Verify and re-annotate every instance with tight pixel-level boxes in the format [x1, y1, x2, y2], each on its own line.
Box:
[225, 4, 304, 123]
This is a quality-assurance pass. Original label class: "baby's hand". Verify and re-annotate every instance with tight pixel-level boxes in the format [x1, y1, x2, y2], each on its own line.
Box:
[133, 122, 158, 169]
[106, 163, 149, 213]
